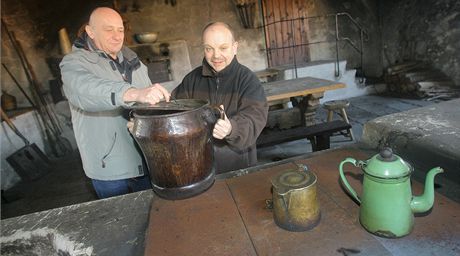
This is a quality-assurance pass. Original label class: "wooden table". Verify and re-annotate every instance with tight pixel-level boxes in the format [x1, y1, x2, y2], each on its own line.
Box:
[262, 77, 345, 126]
[1, 147, 458, 255]
[263, 77, 345, 102]
[144, 148, 460, 255]
[255, 69, 279, 83]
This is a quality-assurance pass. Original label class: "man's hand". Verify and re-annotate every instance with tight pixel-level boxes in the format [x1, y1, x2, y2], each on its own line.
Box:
[123, 83, 170, 104]
[127, 119, 134, 134]
[213, 105, 232, 139]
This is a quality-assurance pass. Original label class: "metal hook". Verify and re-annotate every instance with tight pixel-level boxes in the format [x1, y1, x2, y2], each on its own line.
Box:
[296, 163, 309, 172]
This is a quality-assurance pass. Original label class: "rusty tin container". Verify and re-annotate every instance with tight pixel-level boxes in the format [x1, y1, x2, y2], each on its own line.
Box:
[132, 99, 221, 200]
[271, 164, 321, 231]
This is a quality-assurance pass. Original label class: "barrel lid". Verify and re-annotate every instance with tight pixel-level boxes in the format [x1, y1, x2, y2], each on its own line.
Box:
[271, 164, 317, 194]
[131, 99, 208, 111]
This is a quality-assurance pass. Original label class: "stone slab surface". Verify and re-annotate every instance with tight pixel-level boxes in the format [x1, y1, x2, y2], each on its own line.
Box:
[362, 98, 460, 202]
[1, 191, 154, 256]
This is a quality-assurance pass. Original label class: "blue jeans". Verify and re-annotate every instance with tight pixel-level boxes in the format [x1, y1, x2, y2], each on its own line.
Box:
[91, 175, 152, 199]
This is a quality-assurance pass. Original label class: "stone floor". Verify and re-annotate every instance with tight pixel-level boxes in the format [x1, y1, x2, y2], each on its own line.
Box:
[0, 94, 439, 219]
[257, 94, 434, 163]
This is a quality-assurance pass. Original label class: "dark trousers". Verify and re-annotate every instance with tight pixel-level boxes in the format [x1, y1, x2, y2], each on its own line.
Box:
[91, 175, 152, 199]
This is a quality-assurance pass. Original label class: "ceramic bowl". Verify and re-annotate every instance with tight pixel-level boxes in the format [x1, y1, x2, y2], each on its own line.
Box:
[134, 32, 158, 44]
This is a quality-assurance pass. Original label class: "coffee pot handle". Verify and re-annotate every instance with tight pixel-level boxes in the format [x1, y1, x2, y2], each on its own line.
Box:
[339, 158, 361, 204]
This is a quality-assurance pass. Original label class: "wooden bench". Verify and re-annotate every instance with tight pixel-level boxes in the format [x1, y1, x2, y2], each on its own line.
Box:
[256, 120, 352, 151]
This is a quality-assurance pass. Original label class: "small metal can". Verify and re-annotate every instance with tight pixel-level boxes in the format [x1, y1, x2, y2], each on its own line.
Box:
[271, 164, 321, 232]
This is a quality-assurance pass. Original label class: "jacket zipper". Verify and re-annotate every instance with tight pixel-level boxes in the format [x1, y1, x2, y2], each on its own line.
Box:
[101, 132, 117, 168]
[215, 76, 220, 105]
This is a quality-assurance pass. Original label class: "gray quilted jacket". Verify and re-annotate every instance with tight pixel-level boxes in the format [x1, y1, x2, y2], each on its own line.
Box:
[59, 33, 151, 180]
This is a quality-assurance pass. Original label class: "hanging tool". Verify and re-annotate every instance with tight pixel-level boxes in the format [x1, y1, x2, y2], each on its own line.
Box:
[2, 63, 37, 108]
[1, 18, 72, 156]
[1, 108, 50, 181]
[1, 90, 17, 111]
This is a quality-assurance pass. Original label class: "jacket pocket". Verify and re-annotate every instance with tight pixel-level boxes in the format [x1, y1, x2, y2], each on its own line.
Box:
[101, 132, 117, 168]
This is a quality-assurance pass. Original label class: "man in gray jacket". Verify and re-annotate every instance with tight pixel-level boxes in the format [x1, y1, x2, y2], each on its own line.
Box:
[60, 7, 170, 198]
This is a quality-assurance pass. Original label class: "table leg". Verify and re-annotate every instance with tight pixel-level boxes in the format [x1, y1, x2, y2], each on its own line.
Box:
[294, 92, 324, 126]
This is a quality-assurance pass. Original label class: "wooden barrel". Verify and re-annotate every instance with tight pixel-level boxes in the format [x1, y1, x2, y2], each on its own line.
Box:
[132, 99, 217, 200]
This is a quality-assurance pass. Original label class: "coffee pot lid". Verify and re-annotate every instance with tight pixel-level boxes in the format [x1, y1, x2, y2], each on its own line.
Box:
[363, 147, 413, 179]
[271, 164, 317, 194]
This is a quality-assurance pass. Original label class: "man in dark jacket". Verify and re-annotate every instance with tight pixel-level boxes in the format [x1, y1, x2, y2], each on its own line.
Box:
[172, 22, 268, 174]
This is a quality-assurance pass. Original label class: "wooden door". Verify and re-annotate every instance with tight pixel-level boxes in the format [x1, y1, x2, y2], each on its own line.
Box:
[261, 0, 311, 67]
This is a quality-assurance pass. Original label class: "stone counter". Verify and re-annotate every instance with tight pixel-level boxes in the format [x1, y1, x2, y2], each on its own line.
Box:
[361, 98, 460, 202]
[1, 190, 154, 256]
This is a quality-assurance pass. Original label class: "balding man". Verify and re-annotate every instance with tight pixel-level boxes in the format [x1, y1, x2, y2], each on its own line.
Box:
[60, 7, 170, 198]
[172, 22, 268, 174]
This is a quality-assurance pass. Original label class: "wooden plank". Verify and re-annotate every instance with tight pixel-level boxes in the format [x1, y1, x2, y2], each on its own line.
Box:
[263, 77, 345, 102]
[280, 0, 291, 65]
[144, 181, 257, 256]
[257, 120, 351, 148]
[254, 69, 279, 83]
[226, 152, 392, 255]
[276, 0, 286, 66]
[261, 0, 270, 66]
[270, 0, 279, 66]
[294, 149, 460, 256]
[297, 2, 310, 63]
[262, 0, 311, 67]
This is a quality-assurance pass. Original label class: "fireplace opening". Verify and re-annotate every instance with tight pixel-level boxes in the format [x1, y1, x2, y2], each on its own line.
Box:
[130, 43, 172, 84]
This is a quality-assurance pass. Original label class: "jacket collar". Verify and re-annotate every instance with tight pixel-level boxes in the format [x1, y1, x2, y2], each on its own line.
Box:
[73, 32, 138, 63]
[202, 57, 238, 77]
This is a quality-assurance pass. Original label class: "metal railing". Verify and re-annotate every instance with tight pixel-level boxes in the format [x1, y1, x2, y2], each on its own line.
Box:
[260, 12, 369, 79]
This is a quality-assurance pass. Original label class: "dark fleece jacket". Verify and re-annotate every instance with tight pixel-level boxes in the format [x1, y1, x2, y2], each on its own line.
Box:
[172, 57, 268, 173]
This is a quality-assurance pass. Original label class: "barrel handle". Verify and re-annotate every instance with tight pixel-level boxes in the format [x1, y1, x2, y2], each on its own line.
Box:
[339, 158, 361, 204]
[214, 105, 225, 120]
[202, 105, 225, 125]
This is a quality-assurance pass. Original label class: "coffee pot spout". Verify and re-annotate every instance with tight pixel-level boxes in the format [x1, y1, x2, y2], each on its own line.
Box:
[410, 167, 444, 213]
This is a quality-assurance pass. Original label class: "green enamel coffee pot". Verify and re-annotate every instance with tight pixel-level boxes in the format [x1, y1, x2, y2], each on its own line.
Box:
[339, 147, 443, 238]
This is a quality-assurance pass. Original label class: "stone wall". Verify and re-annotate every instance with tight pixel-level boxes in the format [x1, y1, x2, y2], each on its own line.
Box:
[1, 0, 384, 106]
[1, 0, 107, 107]
[123, 0, 267, 72]
[381, 0, 460, 86]
[6, 0, 458, 103]
[0, 0, 267, 102]
[300, 0, 382, 78]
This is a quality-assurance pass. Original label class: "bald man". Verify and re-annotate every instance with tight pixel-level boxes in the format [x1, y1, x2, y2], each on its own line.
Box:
[172, 22, 268, 174]
[60, 7, 170, 199]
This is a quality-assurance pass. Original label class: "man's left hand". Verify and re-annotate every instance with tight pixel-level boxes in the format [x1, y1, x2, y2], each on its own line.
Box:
[123, 83, 170, 105]
[213, 105, 232, 140]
